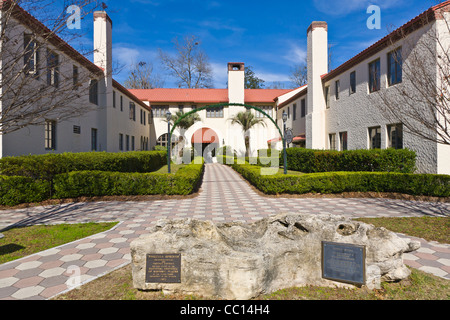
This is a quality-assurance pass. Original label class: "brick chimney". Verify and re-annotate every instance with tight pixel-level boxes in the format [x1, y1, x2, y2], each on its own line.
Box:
[306, 21, 328, 149]
[228, 62, 245, 104]
[93, 11, 113, 82]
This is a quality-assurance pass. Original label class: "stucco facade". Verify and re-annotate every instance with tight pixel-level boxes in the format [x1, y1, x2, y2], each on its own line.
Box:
[0, 1, 449, 174]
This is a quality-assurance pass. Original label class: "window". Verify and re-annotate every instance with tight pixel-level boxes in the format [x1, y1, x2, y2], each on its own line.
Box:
[131, 136, 135, 151]
[206, 107, 224, 118]
[179, 105, 184, 113]
[157, 134, 170, 148]
[113, 91, 116, 108]
[73, 65, 79, 90]
[329, 134, 336, 150]
[24, 34, 39, 76]
[293, 104, 297, 121]
[47, 49, 59, 87]
[119, 133, 123, 151]
[387, 124, 403, 149]
[388, 48, 402, 86]
[140, 109, 143, 124]
[339, 132, 348, 151]
[301, 99, 306, 118]
[325, 86, 330, 108]
[44, 120, 56, 150]
[369, 59, 381, 93]
[335, 80, 340, 100]
[129, 102, 136, 121]
[369, 126, 382, 149]
[126, 135, 130, 151]
[73, 125, 81, 134]
[120, 96, 123, 111]
[89, 79, 98, 105]
[256, 106, 273, 118]
[350, 71, 356, 94]
[152, 106, 169, 118]
[143, 111, 146, 125]
[91, 128, 98, 151]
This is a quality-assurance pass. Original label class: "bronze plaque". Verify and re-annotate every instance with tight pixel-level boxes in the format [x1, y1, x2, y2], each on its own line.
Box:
[322, 241, 366, 285]
[145, 254, 181, 283]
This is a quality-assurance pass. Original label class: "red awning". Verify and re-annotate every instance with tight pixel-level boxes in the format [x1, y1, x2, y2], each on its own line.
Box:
[267, 134, 306, 144]
[191, 128, 219, 144]
[293, 134, 306, 142]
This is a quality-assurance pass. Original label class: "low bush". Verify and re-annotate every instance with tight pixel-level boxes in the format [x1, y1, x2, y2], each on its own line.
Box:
[53, 158, 205, 198]
[0, 176, 51, 206]
[285, 148, 417, 173]
[231, 163, 450, 197]
[0, 151, 167, 181]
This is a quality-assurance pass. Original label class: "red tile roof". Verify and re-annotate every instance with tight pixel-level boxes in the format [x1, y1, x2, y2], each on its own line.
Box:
[128, 88, 293, 104]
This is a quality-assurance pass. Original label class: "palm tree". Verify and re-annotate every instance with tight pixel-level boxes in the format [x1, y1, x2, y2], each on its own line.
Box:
[229, 111, 266, 157]
[171, 111, 201, 130]
[166, 111, 202, 157]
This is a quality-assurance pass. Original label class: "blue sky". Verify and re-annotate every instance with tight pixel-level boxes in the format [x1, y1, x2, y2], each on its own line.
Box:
[75, 0, 443, 88]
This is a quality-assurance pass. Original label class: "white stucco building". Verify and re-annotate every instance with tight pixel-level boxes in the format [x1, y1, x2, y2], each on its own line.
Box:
[0, 2, 151, 157]
[0, 1, 449, 174]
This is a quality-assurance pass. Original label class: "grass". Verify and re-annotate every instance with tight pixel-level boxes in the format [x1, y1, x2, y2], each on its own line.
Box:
[53, 264, 449, 300]
[0, 222, 118, 264]
[153, 163, 186, 174]
[53, 216, 450, 301]
[355, 217, 449, 244]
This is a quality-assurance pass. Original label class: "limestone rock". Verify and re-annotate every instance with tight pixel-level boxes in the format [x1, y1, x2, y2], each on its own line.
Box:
[130, 213, 420, 299]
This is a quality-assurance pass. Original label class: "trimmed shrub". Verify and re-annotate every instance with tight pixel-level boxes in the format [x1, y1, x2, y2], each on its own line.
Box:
[285, 148, 416, 173]
[0, 175, 51, 206]
[0, 151, 167, 181]
[231, 163, 450, 197]
[258, 149, 280, 158]
[53, 158, 205, 198]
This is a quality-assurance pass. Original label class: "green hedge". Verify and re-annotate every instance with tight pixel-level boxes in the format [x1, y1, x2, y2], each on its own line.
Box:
[53, 158, 205, 198]
[231, 163, 450, 197]
[0, 151, 167, 181]
[285, 148, 417, 173]
[0, 176, 51, 206]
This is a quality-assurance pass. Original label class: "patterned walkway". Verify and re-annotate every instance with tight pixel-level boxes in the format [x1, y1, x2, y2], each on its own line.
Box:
[0, 164, 449, 299]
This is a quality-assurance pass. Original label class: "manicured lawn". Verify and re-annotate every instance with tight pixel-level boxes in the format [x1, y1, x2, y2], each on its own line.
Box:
[355, 217, 449, 244]
[0, 222, 118, 264]
[53, 264, 449, 300]
[153, 163, 187, 174]
[53, 216, 450, 300]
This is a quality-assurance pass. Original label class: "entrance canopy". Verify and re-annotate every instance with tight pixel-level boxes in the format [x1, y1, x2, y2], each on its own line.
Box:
[191, 128, 219, 144]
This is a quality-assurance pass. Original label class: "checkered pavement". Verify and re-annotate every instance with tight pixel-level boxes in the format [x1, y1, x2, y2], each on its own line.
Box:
[0, 163, 448, 299]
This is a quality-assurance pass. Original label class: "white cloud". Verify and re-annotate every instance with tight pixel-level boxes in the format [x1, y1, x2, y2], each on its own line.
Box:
[283, 44, 307, 65]
[210, 62, 228, 88]
[114, 46, 141, 68]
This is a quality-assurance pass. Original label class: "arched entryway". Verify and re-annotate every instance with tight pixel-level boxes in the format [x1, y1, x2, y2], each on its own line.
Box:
[191, 128, 219, 162]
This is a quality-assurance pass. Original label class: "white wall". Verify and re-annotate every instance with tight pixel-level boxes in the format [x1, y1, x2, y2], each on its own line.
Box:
[322, 22, 441, 173]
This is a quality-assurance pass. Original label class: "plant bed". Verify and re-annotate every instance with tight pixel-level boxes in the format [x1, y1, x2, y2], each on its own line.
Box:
[53, 158, 205, 198]
[229, 163, 450, 197]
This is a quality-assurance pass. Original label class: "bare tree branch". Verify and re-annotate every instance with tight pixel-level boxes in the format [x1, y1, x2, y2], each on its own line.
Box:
[158, 35, 213, 89]
[372, 12, 450, 145]
[0, 0, 103, 135]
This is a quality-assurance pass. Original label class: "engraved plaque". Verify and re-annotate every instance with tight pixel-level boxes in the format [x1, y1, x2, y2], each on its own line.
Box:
[322, 241, 365, 285]
[145, 254, 181, 283]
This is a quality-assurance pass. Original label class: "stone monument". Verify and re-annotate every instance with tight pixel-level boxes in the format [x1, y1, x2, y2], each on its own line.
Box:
[131, 213, 420, 300]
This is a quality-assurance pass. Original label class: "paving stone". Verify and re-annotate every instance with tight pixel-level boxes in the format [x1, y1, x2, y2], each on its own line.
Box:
[0, 163, 448, 300]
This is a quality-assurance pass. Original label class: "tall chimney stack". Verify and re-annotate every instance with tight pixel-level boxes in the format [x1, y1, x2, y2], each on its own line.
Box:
[306, 21, 328, 149]
[93, 11, 113, 82]
[228, 62, 245, 105]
